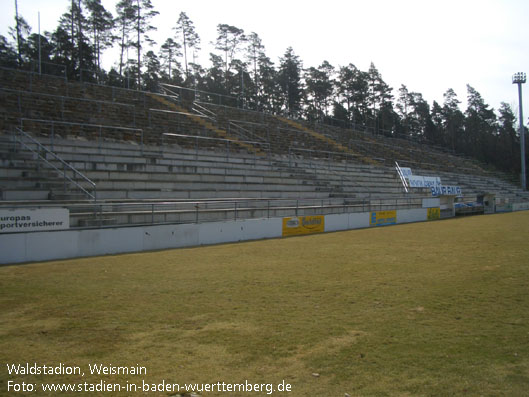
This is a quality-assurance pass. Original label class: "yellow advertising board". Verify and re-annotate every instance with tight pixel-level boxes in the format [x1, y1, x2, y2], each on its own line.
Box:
[427, 207, 441, 220]
[370, 210, 397, 227]
[282, 215, 325, 237]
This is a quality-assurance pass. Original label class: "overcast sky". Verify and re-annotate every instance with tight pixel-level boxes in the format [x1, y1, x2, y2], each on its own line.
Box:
[2, 0, 528, 122]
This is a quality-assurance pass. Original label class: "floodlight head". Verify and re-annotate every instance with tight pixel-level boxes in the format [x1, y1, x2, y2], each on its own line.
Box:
[512, 72, 527, 84]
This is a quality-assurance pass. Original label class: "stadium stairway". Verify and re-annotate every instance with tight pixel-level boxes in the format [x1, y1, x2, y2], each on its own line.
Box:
[197, 102, 374, 165]
[147, 94, 266, 157]
[260, 114, 379, 166]
[0, 135, 61, 200]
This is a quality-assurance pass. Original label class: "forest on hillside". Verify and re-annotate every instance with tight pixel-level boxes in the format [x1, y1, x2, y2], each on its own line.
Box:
[1, 0, 527, 184]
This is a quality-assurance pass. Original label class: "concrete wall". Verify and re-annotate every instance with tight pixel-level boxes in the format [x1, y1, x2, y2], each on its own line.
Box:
[1, 208, 428, 265]
[513, 202, 529, 211]
[397, 208, 428, 224]
[325, 212, 370, 232]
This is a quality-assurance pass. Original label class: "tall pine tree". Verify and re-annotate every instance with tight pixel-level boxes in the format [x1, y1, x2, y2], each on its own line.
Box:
[278, 47, 303, 117]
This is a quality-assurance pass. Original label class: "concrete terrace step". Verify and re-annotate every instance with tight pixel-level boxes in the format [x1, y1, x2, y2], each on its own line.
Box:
[89, 189, 333, 200]
[2, 123, 525, 205]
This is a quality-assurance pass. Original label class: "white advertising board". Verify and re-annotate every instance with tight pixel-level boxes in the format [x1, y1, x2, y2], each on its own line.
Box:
[400, 167, 413, 178]
[430, 186, 462, 197]
[408, 175, 442, 188]
[0, 208, 69, 233]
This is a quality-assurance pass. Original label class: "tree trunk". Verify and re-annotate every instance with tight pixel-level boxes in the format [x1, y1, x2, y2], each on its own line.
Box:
[14, 0, 22, 66]
[182, 26, 188, 79]
[137, 0, 141, 88]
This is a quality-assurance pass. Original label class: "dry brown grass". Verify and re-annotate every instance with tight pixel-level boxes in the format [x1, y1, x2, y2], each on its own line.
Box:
[1, 212, 529, 396]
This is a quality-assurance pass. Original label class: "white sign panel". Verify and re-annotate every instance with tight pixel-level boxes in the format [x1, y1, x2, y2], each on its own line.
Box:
[408, 175, 441, 188]
[408, 175, 425, 188]
[422, 198, 441, 208]
[423, 177, 441, 188]
[0, 208, 69, 233]
[400, 167, 413, 178]
[431, 186, 462, 197]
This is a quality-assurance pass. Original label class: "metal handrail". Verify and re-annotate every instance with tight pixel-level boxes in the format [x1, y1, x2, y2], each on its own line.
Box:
[0, 87, 135, 110]
[395, 161, 409, 193]
[288, 146, 362, 161]
[192, 102, 217, 120]
[160, 82, 239, 106]
[149, 108, 209, 118]
[159, 83, 181, 99]
[13, 128, 97, 201]
[155, 88, 220, 127]
[189, 106, 217, 125]
[0, 196, 426, 230]
[162, 132, 270, 151]
[228, 121, 267, 143]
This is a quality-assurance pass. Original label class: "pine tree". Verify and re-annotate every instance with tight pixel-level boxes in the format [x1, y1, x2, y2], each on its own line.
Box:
[12, 0, 30, 66]
[115, 0, 135, 78]
[159, 38, 182, 83]
[256, 54, 279, 113]
[142, 50, 159, 91]
[442, 88, 464, 152]
[497, 102, 519, 172]
[304, 61, 335, 121]
[278, 47, 303, 117]
[0, 35, 18, 67]
[335, 64, 369, 127]
[132, 0, 158, 88]
[26, 33, 53, 68]
[85, 0, 114, 79]
[9, 9, 32, 68]
[214, 24, 246, 91]
[245, 32, 265, 108]
[204, 53, 227, 97]
[49, 24, 74, 75]
[396, 85, 411, 135]
[51, 3, 91, 79]
[430, 100, 444, 145]
[465, 85, 497, 162]
[366, 62, 393, 133]
[174, 12, 200, 83]
[397, 89, 431, 138]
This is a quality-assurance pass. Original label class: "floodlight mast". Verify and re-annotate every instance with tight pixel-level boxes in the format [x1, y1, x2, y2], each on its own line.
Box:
[513, 72, 526, 190]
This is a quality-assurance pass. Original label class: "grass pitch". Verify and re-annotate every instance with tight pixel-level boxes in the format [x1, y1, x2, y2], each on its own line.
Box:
[1, 212, 529, 396]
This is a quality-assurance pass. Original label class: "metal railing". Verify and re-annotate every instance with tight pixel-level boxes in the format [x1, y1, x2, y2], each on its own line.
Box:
[228, 121, 267, 143]
[20, 118, 144, 152]
[287, 146, 365, 170]
[192, 102, 218, 120]
[161, 133, 270, 160]
[0, 196, 424, 231]
[0, 86, 136, 112]
[153, 89, 222, 129]
[159, 82, 239, 107]
[159, 83, 181, 99]
[12, 128, 97, 201]
[149, 108, 226, 141]
[0, 64, 67, 83]
[395, 161, 409, 193]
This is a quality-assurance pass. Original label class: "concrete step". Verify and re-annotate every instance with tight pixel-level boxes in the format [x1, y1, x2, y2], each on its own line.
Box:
[50, 191, 93, 201]
[77, 217, 118, 227]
